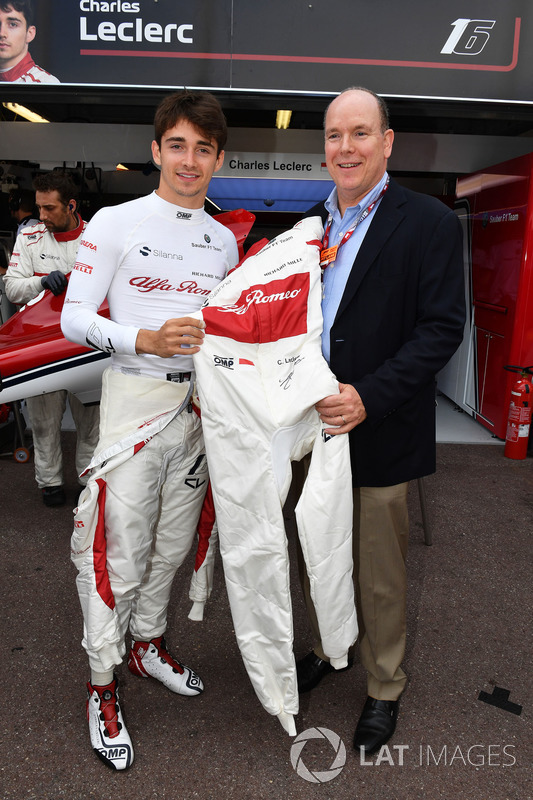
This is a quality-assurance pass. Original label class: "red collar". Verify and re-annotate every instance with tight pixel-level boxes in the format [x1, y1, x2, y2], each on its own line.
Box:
[53, 215, 84, 242]
[0, 51, 34, 82]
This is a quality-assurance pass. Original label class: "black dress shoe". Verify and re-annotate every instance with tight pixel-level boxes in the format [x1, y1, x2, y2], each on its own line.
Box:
[353, 697, 399, 754]
[296, 651, 352, 693]
[41, 485, 66, 507]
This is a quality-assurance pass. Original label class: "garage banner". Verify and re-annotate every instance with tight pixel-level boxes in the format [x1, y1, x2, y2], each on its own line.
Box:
[8, 0, 532, 103]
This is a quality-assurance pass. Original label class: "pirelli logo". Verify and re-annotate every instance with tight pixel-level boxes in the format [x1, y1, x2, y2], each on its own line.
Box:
[74, 262, 93, 274]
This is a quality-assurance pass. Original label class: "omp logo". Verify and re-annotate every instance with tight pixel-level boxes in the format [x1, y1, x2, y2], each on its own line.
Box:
[176, 211, 192, 219]
[81, 239, 97, 251]
[214, 355, 234, 369]
[220, 287, 302, 316]
[106, 747, 129, 760]
[140, 246, 151, 257]
[441, 19, 496, 56]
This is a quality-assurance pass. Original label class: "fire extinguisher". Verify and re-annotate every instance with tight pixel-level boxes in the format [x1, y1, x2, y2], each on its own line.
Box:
[503, 365, 533, 460]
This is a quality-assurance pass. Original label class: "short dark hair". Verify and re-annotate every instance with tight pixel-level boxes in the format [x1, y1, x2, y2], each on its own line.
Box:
[154, 91, 227, 154]
[324, 87, 390, 133]
[33, 172, 79, 205]
[1, 0, 34, 27]
[10, 188, 35, 213]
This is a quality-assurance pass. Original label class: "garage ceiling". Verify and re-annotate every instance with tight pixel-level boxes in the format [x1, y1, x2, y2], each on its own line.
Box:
[2, 85, 533, 138]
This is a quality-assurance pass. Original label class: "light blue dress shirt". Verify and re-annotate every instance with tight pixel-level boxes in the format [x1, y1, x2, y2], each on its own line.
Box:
[321, 172, 389, 363]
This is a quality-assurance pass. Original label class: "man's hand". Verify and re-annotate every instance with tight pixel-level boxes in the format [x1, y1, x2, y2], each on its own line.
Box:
[41, 270, 68, 296]
[135, 317, 206, 358]
[316, 382, 367, 435]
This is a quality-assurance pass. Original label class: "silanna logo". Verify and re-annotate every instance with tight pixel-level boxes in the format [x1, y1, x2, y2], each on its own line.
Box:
[40, 253, 60, 260]
[139, 245, 183, 261]
[213, 355, 234, 369]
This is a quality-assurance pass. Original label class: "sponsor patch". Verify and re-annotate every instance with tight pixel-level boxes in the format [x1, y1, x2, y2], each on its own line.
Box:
[213, 355, 234, 369]
[74, 261, 93, 274]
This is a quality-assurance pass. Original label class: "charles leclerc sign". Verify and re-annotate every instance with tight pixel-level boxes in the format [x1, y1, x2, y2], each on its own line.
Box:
[23, 0, 533, 104]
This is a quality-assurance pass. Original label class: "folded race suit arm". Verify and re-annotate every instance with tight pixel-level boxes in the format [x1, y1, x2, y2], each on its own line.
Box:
[296, 429, 357, 668]
[188, 482, 218, 621]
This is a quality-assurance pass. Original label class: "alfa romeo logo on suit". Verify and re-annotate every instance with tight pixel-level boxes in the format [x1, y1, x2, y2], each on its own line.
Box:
[290, 726, 346, 783]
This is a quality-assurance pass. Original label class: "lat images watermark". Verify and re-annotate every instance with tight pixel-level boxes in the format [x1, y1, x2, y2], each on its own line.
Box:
[290, 728, 517, 782]
[290, 727, 346, 783]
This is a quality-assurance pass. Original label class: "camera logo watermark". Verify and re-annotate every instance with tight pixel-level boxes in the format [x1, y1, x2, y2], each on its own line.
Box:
[290, 728, 517, 783]
[290, 727, 346, 783]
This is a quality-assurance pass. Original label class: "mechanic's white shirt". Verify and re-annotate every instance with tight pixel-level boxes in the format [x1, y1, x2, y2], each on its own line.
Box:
[5, 217, 86, 305]
[61, 191, 239, 380]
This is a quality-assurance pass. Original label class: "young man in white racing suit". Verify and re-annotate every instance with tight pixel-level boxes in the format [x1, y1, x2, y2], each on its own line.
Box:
[61, 91, 238, 771]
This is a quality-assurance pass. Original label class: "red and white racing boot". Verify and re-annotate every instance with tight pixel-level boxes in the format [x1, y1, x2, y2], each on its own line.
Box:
[86, 675, 134, 770]
[127, 636, 204, 696]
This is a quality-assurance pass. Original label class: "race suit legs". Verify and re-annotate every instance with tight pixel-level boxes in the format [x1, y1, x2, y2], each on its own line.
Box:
[26, 390, 99, 488]
[83, 405, 208, 673]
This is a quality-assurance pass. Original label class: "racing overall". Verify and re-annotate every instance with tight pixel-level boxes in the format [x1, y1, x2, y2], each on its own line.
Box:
[61, 191, 238, 671]
[192, 216, 357, 734]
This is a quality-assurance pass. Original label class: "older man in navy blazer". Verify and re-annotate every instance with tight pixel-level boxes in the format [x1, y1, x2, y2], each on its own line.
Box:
[296, 87, 465, 754]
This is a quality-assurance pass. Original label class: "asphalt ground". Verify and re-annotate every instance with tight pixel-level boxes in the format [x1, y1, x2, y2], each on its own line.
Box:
[0, 430, 531, 800]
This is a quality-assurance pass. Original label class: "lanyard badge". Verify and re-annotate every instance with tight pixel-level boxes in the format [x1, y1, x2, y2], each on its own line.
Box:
[319, 244, 338, 268]
[320, 179, 389, 270]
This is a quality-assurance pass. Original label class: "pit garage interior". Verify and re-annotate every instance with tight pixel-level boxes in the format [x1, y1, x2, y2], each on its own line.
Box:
[2, 84, 533, 443]
[3, 85, 533, 236]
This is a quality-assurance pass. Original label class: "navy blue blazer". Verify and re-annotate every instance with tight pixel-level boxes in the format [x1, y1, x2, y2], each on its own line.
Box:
[306, 178, 465, 487]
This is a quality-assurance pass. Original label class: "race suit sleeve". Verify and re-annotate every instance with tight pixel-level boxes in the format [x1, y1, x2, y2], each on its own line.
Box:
[4, 232, 44, 305]
[60, 208, 139, 356]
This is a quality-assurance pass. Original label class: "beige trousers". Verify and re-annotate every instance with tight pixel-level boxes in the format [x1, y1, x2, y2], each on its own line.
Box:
[297, 480, 409, 701]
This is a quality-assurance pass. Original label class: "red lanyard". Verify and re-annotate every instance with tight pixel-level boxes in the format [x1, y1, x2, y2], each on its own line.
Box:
[320, 179, 389, 268]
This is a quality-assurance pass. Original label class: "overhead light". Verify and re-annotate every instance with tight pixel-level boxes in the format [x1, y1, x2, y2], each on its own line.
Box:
[276, 109, 292, 129]
[116, 164, 129, 170]
[2, 102, 49, 123]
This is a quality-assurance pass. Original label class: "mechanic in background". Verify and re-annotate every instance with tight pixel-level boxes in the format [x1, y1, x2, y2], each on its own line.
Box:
[4, 171, 99, 506]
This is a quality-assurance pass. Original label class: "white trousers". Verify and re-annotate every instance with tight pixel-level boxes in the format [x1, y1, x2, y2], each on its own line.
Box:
[74, 405, 208, 672]
[26, 390, 100, 487]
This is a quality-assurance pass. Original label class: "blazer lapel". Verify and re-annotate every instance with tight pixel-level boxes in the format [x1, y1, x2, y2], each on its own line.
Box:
[335, 181, 406, 321]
